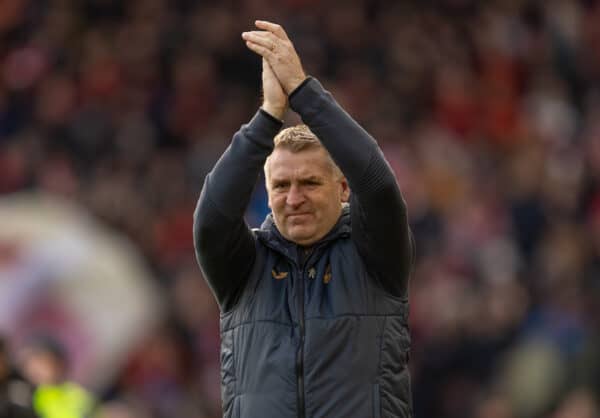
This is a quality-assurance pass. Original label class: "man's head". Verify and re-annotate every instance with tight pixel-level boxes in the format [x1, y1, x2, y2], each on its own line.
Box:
[19, 335, 68, 385]
[264, 125, 350, 246]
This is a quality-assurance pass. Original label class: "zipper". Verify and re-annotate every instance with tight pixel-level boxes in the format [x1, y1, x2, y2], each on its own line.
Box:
[296, 247, 314, 418]
[373, 383, 381, 418]
[296, 264, 305, 418]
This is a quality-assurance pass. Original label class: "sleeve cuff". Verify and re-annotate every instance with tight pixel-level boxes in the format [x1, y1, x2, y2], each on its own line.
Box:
[289, 77, 313, 101]
[289, 77, 328, 117]
[259, 108, 284, 124]
[244, 109, 284, 149]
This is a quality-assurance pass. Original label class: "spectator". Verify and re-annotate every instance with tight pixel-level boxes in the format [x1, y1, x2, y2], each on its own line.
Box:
[0, 337, 36, 418]
[18, 336, 95, 418]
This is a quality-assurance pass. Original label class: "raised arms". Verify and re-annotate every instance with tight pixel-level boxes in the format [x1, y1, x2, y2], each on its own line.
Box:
[242, 21, 414, 296]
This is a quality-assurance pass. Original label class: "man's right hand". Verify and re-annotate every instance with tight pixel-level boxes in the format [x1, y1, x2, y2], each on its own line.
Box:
[261, 58, 287, 120]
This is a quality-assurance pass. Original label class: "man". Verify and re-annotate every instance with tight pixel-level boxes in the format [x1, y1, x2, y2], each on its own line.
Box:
[194, 20, 414, 418]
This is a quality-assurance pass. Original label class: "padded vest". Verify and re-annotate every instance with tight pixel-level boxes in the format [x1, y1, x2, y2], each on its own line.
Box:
[219, 210, 412, 418]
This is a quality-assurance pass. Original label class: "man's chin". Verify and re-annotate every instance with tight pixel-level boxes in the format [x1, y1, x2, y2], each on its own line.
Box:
[286, 227, 316, 246]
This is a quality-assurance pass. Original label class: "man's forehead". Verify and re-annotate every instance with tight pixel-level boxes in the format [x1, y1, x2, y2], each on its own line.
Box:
[268, 148, 333, 177]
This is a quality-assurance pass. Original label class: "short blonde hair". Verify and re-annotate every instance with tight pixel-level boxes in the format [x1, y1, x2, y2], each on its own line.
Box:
[264, 125, 342, 181]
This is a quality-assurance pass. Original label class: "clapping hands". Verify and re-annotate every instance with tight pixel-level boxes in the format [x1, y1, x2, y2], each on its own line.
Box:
[242, 21, 307, 120]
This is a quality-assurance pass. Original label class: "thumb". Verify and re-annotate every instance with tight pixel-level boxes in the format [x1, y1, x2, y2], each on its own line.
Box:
[263, 58, 275, 77]
[262, 58, 284, 89]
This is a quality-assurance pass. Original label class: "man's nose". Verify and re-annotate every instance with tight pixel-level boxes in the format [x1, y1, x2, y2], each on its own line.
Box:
[286, 184, 305, 207]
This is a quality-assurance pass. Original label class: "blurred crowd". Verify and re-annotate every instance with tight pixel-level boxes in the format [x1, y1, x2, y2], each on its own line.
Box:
[0, 0, 599, 417]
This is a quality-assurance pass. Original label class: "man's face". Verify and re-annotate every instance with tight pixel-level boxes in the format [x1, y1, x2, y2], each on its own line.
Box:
[267, 147, 349, 246]
[20, 349, 63, 385]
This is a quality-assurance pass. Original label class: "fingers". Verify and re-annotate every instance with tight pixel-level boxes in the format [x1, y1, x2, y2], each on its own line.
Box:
[244, 40, 272, 59]
[242, 31, 275, 51]
[242, 22, 305, 94]
[255, 20, 289, 40]
[243, 30, 271, 41]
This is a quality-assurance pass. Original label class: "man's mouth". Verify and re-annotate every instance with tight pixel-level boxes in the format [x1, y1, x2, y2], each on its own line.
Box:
[288, 212, 312, 220]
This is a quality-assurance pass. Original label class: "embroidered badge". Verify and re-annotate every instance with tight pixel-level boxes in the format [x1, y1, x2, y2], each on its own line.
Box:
[323, 264, 332, 284]
[272, 269, 288, 280]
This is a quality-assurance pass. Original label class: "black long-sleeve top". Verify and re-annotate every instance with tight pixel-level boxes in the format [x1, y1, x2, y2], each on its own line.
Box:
[194, 77, 414, 311]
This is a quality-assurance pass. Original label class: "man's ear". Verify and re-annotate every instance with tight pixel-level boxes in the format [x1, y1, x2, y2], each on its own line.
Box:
[340, 178, 350, 203]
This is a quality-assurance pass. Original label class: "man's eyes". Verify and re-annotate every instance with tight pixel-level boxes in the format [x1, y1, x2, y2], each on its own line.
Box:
[271, 180, 321, 189]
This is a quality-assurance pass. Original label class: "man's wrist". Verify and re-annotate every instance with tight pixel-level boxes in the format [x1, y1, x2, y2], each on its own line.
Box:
[284, 75, 308, 95]
[261, 102, 286, 120]
[289, 77, 312, 100]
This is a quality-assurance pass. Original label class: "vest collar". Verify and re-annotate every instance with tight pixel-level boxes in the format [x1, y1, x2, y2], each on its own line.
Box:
[255, 204, 351, 262]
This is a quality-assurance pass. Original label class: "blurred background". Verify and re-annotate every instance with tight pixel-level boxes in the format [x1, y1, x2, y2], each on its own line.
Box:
[0, 0, 599, 417]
